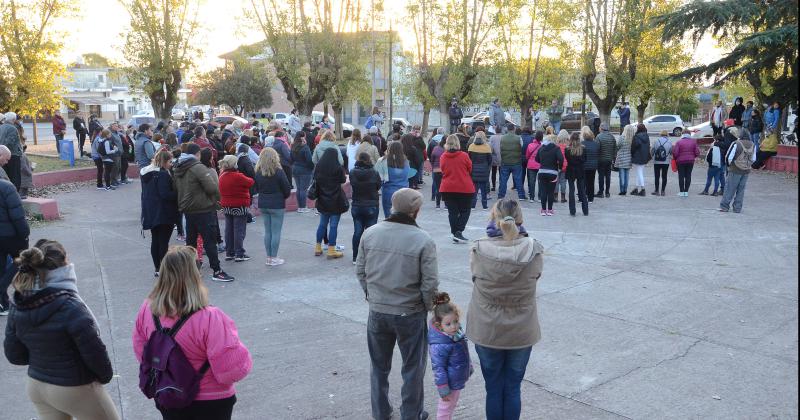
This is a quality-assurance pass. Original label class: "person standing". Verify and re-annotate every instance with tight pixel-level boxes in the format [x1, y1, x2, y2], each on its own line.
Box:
[357, 135, 381, 165]
[429, 136, 446, 208]
[286, 109, 302, 136]
[377, 141, 413, 218]
[254, 148, 291, 266]
[0, 177, 29, 315]
[671, 129, 700, 196]
[346, 129, 363, 173]
[366, 107, 385, 135]
[547, 100, 564, 133]
[615, 125, 634, 195]
[271, 131, 293, 188]
[52, 110, 67, 153]
[73, 113, 88, 157]
[581, 126, 600, 201]
[468, 198, 543, 420]
[401, 133, 423, 190]
[489, 99, 505, 134]
[498, 124, 526, 200]
[350, 153, 382, 264]
[134, 123, 157, 168]
[650, 130, 673, 196]
[468, 131, 492, 210]
[5, 240, 121, 419]
[629, 123, 651, 196]
[291, 132, 314, 213]
[218, 156, 254, 263]
[108, 122, 124, 186]
[741, 100, 754, 130]
[97, 129, 119, 191]
[313, 148, 348, 259]
[565, 132, 589, 216]
[440, 135, 475, 243]
[133, 246, 252, 420]
[729, 97, 745, 127]
[700, 135, 724, 196]
[617, 103, 631, 133]
[0, 112, 22, 190]
[448, 98, 464, 134]
[140, 149, 179, 276]
[173, 143, 234, 282]
[596, 123, 616, 198]
[749, 108, 764, 153]
[709, 100, 727, 137]
[524, 130, 543, 203]
[356, 187, 438, 420]
[488, 128, 502, 192]
[720, 128, 755, 213]
[312, 130, 343, 165]
[534, 134, 564, 216]
[555, 129, 569, 203]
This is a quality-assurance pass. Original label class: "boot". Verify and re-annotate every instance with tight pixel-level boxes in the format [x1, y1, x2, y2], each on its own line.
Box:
[638, 189, 646, 196]
[327, 245, 343, 259]
[631, 188, 639, 195]
[314, 243, 323, 256]
[560, 193, 567, 203]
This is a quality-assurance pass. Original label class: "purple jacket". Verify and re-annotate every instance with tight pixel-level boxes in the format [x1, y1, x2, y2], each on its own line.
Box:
[429, 323, 471, 397]
[672, 137, 700, 164]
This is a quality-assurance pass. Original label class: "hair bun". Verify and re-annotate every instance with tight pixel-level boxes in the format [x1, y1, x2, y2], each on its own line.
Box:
[17, 247, 44, 272]
[433, 292, 450, 306]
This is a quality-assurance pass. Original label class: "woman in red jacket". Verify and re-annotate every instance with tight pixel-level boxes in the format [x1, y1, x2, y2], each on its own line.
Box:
[218, 155, 255, 261]
[440, 134, 475, 243]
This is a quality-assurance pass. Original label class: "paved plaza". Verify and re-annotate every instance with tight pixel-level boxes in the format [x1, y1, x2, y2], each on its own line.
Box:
[1, 167, 798, 419]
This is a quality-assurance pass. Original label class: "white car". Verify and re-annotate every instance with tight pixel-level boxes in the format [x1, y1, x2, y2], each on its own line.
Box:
[171, 108, 186, 121]
[687, 121, 713, 139]
[311, 111, 354, 135]
[462, 110, 516, 127]
[642, 114, 685, 137]
[272, 112, 290, 126]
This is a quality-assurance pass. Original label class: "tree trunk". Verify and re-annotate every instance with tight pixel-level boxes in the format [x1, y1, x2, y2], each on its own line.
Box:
[597, 104, 612, 126]
[421, 105, 431, 137]
[636, 102, 647, 123]
[438, 102, 449, 134]
[332, 104, 344, 140]
[32, 114, 38, 145]
[519, 102, 533, 130]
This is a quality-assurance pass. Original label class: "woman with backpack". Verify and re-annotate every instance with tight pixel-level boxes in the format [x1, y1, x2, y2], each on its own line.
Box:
[564, 132, 589, 216]
[650, 130, 672, 196]
[720, 128, 755, 213]
[629, 123, 651, 196]
[534, 134, 564, 216]
[5, 240, 120, 420]
[672, 129, 701, 196]
[141, 149, 179, 276]
[133, 246, 252, 420]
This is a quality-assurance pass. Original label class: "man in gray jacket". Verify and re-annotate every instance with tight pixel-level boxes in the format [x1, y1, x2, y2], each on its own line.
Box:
[133, 123, 156, 167]
[356, 187, 438, 420]
[0, 112, 22, 190]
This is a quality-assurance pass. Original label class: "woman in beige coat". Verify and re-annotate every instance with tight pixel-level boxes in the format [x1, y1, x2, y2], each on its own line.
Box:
[466, 198, 543, 420]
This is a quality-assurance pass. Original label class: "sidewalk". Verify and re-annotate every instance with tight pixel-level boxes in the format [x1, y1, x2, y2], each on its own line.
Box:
[0, 168, 797, 419]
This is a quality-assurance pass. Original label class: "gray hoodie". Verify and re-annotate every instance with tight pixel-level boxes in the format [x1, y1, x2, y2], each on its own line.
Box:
[490, 102, 505, 128]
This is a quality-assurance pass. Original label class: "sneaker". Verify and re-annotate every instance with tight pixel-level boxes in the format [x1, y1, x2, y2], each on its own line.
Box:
[105, 186, 116, 191]
[235, 255, 251, 262]
[0, 304, 9, 316]
[96, 186, 105, 190]
[546, 209, 554, 216]
[435, 205, 441, 210]
[719, 208, 729, 212]
[153, 271, 159, 277]
[540, 209, 547, 216]
[212, 270, 235, 282]
[451, 234, 460, 243]
[455, 232, 469, 242]
[224, 255, 235, 261]
[528, 198, 535, 203]
[618, 191, 626, 196]
[336, 245, 345, 251]
[482, 207, 489, 211]
[677, 192, 684, 197]
[269, 257, 285, 266]
[121, 179, 130, 184]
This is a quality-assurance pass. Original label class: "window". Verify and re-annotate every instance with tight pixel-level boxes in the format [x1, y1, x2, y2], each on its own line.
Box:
[97, 74, 105, 83]
[651, 116, 675, 123]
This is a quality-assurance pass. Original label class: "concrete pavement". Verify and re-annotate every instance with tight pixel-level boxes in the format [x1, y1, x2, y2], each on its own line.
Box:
[1, 166, 797, 419]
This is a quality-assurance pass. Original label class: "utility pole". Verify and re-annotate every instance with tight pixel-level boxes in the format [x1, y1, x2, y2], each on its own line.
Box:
[388, 21, 393, 136]
[580, 0, 590, 128]
[370, 0, 376, 109]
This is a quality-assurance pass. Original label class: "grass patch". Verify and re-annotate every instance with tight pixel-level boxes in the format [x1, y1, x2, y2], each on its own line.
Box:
[29, 154, 94, 173]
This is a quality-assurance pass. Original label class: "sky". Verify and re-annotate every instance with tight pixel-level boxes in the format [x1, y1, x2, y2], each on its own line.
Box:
[58, 0, 722, 80]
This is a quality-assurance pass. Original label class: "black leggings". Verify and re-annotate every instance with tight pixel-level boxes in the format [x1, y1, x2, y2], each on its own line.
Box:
[120, 157, 129, 181]
[94, 159, 103, 187]
[442, 192, 473, 235]
[150, 224, 174, 272]
[538, 173, 558, 210]
[491, 165, 498, 189]
[103, 161, 114, 187]
[653, 164, 669, 192]
[677, 163, 694, 192]
[584, 170, 596, 201]
[158, 395, 237, 420]
[77, 132, 87, 154]
[568, 177, 588, 215]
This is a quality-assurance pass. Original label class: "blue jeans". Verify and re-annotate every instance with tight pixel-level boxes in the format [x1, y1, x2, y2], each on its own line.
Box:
[351, 205, 378, 261]
[719, 163, 727, 190]
[526, 169, 538, 200]
[618, 168, 630, 193]
[381, 186, 400, 218]
[294, 173, 312, 209]
[703, 166, 722, 193]
[316, 212, 341, 246]
[260, 208, 285, 257]
[551, 121, 561, 133]
[751, 132, 761, 153]
[472, 181, 489, 208]
[720, 172, 749, 212]
[498, 164, 525, 199]
[475, 344, 533, 420]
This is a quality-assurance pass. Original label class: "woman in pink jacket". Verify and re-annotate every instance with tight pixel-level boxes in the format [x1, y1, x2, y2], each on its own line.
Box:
[133, 246, 252, 420]
[671, 129, 700, 197]
[524, 130, 543, 202]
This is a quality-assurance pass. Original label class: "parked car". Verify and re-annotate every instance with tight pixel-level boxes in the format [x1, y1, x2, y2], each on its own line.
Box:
[272, 112, 290, 126]
[211, 115, 249, 126]
[171, 108, 186, 121]
[687, 121, 713, 139]
[559, 112, 599, 132]
[641, 114, 685, 137]
[391, 117, 412, 133]
[311, 111, 354, 137]
[127, 113, 157, 129]
[462, 110, 517, 133]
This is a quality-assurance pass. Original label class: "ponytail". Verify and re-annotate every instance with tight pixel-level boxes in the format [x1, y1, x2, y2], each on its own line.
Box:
[499, 215, 519, 241]
[13, 239, 68, 292]
[431, 292, 459, 323]
[491, 198, 524, 240]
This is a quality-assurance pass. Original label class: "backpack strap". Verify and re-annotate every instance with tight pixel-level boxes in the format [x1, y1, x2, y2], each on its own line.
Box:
[151, 310, 198, 337]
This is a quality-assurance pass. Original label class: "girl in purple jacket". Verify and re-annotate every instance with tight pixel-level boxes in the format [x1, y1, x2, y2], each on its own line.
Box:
[429, 292, 472, 420]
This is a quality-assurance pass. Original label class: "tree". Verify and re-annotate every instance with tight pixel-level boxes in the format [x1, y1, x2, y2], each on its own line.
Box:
[250, 0, 368, 137]
[81, 53, 112, 67]
[406, 0, 498, 132]
[653, 0, 798, 114]
[0, 0, 68, 118]
[119, 0, 200, 121]
[580, 0, 653, 124]
[194, 57, 274, 116]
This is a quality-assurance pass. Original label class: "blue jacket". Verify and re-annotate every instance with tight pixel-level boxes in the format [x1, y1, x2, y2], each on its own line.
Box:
[765, 108, 781, 130]
[0, 179, 29, 239]
[428, 323, 471, 397]
[139, 166, 178, 230]
[291, 145, 314, 176]
[619, 107, 631, 126]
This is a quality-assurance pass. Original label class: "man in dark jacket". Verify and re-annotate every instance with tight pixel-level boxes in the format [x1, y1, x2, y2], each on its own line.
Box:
[73, 113, 88, 156]
[448, 98, 463, 134]
[618, 103, 631, 132]
[349, 154, 382, 263]
[0, 113, 22, 190]
[582, 134, 600, 202]
[498, 123, 526, 200]
[596, 123, 617, 198]
[172, 143, 233, 282]
[0, 178, 29, 313]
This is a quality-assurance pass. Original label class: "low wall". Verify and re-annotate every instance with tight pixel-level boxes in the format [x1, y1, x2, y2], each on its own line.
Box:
[33, 165, 141, 188]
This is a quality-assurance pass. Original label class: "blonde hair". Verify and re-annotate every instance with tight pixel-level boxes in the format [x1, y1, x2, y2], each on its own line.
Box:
[100, 129, 111, 138]
[556, 129, 570, 144]
[255, 147, 281, 176]
[621, 124, 636, 145]
[544, 134, 558, 144]
[148, 246, 209, 317]
[546, 126, 554, 135]
[13, 240, 68, 292]
[321, 130, 336, 142]
[659, 129, 669, 136]
[581, 126, 594, 140]
[151, 149, 173, 170]
[445, 134, 460, 151]
[491, 198, 524, 240]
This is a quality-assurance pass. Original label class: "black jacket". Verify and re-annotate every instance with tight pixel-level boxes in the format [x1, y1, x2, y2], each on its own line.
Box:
[140, 168, 178, 230]
[750, 115, 764, 134]
[468, 147, 492, 182]
[449, 105, 463, 124]
[721, 129, 738, 157]
[314, 166, 348, 214]
[4, 286, 113, 386]
[565, 148, 586, 180]
[535, 142, 564, 172]
[582, 139, 600, 170]
[254, 169, 291, 210]
[729, 104, 745, 126]
[349, 161, 381, 207]
[0, 179, 29, 239]
[72, 117, 86, 134]
[630, 133, 651, 165]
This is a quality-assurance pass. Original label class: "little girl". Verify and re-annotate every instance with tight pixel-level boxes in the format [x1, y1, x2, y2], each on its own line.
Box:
[429, 292, 472, 420]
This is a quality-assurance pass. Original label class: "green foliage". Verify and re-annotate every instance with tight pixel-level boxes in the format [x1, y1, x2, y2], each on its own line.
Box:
[194, 57, 274, 116]
[653, 0, 798, 108]
[119, 0, 200, 121]
[0, 0, 69, 115]
[81, 53, 112, 67]
[655, 92, 700, 122]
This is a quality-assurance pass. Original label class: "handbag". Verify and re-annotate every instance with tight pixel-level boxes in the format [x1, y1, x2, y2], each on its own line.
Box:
[307, 178, 319, 201]
[670, 158, 678, 173]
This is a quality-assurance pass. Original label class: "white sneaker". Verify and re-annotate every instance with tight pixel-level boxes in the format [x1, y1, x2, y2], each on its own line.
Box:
[335, 245, 345, 251]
